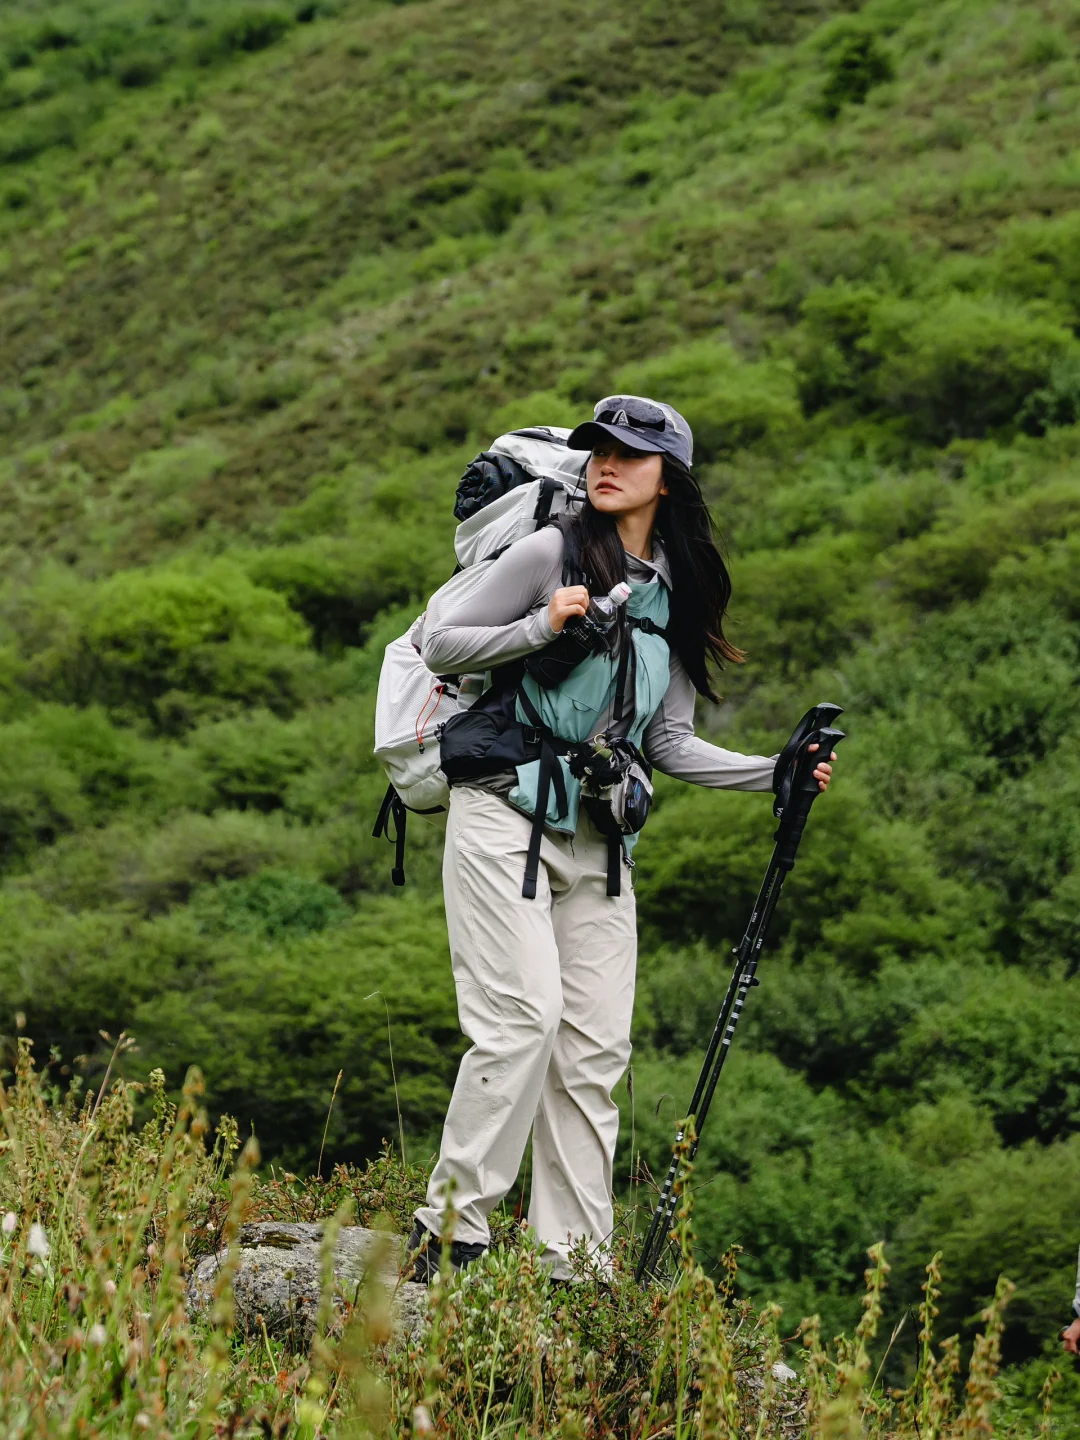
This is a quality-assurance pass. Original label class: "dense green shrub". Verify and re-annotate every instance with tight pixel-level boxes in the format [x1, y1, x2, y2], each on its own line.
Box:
[626, 1048, 920, 1337]
[793, 289, 1073, 440]
[191, 867, 349, 938]
[246, 527, 453, 648]
[0, 176, 32, 209]
[187, 709, 311, 811]
[638, 783, 984, 973]
[113, 46, 169, 87]
[866, 296, 1074, 442]
[34, 563, 317, 728]
[894, 1136, 1080, 1365]
[10, 810, 321, 918]
[194, 5, 294, 63]
[853, 589, 1080, 784]
[132, 898, 460, 1168]
[1020, 870, 1080, 977]
[873, 966, 1080, 1145]
[0, 705, 168, 867]
[727, 533, 871, 673]
[818, 31, 895, 118]
[245, 540, 399, 651]
[885, 482, 1080, 609]
[0, 92, 96, 162]
[1018, 353, 1080, 436]
[741, 955, 973, 1094]
[0, 723, 89, 864]
[0, 897, 216, 1066]
[790, 281, 883, 415]
[116, 809, 318, 911]
[994, 212, 1080, 325]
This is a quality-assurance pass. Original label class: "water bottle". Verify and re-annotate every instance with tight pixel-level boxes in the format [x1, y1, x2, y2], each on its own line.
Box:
[566, 581, 632, 647]
[587, 581, 632, 629]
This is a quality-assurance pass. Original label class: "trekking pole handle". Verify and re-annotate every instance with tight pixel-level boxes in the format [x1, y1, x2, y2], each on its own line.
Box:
[774, 725, 845, 871]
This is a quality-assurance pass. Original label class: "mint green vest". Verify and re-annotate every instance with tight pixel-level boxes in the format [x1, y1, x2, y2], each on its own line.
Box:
[507, 578, 671, 840]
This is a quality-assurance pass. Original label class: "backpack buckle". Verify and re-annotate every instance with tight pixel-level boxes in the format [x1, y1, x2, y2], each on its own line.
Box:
[523, 726, 542, 746]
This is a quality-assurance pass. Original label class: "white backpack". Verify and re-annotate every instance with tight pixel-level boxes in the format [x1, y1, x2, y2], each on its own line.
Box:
[371, 427, 585, 883]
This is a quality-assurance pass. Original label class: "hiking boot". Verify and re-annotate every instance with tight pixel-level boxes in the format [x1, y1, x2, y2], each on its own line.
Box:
[405, 1220, 487, 1284]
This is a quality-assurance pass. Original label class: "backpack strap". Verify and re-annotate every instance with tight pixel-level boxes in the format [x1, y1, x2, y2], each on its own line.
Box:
[628, 615, 671, 642]
[551, 511, 587, 589]
[607, 834, 626, 897]
[372, 784, 407, 887]
[533, 476, 560, 527]
[516, 685, 570, 900]
[612, 628, 634, 725]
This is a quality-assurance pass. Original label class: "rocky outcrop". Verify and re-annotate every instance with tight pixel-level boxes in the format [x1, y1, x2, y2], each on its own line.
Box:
[186, 1220, 808, 1427]
[187, 1221, 428, 1347]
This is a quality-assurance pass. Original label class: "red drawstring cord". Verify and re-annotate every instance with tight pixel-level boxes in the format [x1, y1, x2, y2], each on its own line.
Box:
[415, 683, 445, 752]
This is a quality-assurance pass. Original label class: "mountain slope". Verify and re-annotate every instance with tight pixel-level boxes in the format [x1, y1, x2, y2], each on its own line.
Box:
[2, 0, 1080, 1371]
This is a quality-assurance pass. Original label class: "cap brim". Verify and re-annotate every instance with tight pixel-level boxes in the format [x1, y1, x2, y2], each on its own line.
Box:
[566, 420, 667, 455]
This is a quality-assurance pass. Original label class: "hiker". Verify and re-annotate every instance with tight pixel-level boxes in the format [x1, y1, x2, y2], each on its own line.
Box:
[407, 396, 837, 1282]
[1063, 1245, 1080, 1353]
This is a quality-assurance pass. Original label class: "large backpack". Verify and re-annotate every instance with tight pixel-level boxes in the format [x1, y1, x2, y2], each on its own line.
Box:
[371, 427, 585, 884]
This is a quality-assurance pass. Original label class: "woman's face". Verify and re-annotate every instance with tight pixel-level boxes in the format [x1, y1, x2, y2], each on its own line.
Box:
[585, 440, 667, 518]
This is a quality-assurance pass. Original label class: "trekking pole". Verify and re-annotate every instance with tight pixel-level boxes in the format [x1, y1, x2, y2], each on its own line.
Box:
[635, 703, 846, 1286]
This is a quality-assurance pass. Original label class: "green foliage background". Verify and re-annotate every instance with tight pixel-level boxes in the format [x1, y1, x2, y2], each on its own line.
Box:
[2, 0, 1080, 1385]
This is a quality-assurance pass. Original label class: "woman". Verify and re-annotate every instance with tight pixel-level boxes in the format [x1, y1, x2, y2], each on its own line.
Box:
[408, 395, 835, 1281]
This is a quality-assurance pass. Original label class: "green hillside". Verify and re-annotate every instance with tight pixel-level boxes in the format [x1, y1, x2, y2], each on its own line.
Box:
[3, 0, 1080, 1387]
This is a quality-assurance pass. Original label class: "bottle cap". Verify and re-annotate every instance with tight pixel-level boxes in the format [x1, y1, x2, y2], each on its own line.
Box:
[608, 582, 632, 606]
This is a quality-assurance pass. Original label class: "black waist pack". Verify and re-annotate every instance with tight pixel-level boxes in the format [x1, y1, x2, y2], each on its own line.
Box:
[437, 674, 548, 781]
[438, 707, 538, 780]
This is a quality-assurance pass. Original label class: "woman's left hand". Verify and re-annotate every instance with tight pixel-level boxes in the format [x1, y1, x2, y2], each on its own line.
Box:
[808, 743, 836, 793]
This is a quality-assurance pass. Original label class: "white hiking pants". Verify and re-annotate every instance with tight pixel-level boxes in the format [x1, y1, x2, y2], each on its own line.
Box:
[415, 786, 637, 1278]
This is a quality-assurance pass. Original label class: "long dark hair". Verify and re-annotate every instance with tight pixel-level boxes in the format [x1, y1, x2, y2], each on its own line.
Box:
[569, 458, 744, 701]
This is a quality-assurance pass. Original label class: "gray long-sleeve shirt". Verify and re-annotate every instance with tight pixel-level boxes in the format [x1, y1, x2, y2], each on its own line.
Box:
[420, 526, 776, 791]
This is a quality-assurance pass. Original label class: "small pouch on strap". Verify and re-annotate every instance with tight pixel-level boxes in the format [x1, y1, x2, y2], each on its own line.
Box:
[438, 686, 537, 780]
[524, 626, 596, 689]
[569, 735, 654, 836]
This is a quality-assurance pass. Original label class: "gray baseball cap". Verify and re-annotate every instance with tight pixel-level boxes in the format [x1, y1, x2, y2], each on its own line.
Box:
[567, 394, 694, 468]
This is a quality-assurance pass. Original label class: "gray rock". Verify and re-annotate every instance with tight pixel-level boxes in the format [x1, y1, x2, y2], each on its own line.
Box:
[187, 1221, 429, 1348]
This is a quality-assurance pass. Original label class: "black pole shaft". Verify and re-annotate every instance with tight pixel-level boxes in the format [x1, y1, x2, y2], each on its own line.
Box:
[692, 863, 788, 1141]
[634, 848, 784, 1284]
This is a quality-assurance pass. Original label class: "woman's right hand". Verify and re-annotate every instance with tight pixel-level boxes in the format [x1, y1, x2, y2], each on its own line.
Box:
[548, 586, 590, 634]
